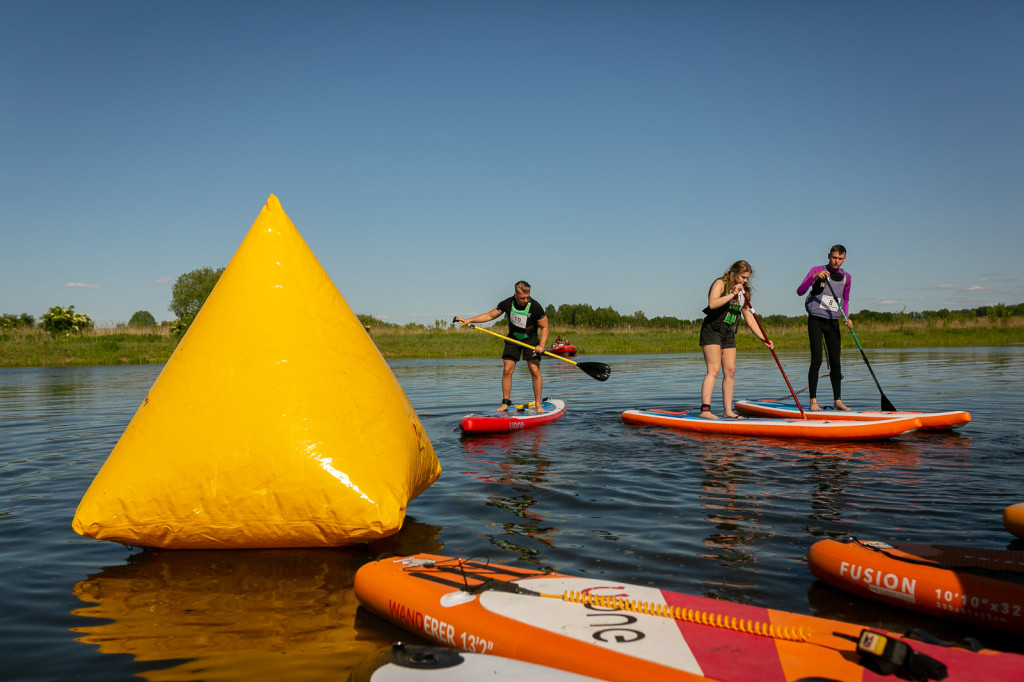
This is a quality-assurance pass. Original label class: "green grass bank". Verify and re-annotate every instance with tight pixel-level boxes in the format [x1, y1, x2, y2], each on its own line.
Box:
[2, 317, 1022, 367]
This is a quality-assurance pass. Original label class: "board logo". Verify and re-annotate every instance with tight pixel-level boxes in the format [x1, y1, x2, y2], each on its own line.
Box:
[580, 585, 646, 643]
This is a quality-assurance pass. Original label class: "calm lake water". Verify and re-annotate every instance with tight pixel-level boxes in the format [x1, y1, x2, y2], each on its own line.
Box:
[2, 347, 1023, 681]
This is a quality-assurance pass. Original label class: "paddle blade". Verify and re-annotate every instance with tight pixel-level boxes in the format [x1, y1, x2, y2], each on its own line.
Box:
[578, 362, 611, 382]
[881, 394, 897, 412]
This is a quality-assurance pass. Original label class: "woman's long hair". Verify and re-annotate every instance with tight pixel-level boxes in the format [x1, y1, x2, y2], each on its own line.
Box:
[719, 260, 754, 307]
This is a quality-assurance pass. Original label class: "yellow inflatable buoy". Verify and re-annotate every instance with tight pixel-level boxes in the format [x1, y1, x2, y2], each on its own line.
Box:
[72, 195, 441, 548]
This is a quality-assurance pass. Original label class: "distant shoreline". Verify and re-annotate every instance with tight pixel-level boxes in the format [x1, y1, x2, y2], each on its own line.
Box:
[2, 318, 1022, 367]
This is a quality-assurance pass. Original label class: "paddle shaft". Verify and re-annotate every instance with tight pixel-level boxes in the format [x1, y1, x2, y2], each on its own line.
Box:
[823, 277, 896, 411]
[452, 317, 611, 381]
[749, 309, 806, 418]
[454, 319, 579, 365]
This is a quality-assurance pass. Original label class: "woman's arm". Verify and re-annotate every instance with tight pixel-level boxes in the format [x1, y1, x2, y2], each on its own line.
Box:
[707, 278, 735, 310]
[741, 308, 774, 348]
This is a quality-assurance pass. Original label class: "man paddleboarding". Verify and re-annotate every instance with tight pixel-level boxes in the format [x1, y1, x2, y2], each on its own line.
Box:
[456, 280, 549, 413]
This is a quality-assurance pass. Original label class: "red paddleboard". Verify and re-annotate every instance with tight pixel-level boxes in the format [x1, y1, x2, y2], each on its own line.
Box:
[459, 399, 566, 434]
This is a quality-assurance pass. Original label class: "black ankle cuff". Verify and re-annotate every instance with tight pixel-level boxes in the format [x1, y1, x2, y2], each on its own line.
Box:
[502, 398, 513, 406]
[700, 404, 711, 412]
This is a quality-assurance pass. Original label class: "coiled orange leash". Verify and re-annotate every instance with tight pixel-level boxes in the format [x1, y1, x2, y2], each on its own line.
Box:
[543, 590, 811, 642]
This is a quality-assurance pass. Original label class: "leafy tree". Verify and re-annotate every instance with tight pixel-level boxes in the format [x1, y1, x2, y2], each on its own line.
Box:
[128, 310, 157, 327]
[169, 266, 225, 333]
[0, 313, 35, 329]
[40, 305, 93, 336]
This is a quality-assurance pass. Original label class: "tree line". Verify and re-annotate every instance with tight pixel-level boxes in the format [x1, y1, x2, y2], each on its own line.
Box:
[1, 266, 224, 337]
[5, 263, 1022, 337]
[541, 301, 1024, 329]
[356, 301, 1024, 332]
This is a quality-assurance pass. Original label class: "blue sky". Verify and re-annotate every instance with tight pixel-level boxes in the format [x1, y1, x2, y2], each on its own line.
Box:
[2, 1, 1022, 327]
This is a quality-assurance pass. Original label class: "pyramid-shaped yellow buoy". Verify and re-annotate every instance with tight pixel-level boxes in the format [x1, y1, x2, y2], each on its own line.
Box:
[72, 195, 441, 548]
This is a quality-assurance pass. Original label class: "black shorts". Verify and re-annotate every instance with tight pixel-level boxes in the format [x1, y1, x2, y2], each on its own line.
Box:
[699, 321, 737, 349]
[502, 339, 542, 362]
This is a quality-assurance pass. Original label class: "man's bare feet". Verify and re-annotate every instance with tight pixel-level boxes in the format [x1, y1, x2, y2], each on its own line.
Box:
[834, 400, 851, 411]
[809, 399, 822, 412]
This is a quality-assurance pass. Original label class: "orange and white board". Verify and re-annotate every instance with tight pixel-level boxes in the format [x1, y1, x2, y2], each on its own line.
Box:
[735, 400, 971, 431]
[354, 553, 1024, 682]
[622, 409, 922, 441]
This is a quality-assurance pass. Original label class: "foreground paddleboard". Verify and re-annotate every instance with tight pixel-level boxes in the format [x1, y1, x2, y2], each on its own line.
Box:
[354, 553, 1024, 681]
[736, 400, 971, 431]
[622, 409, 922, 441]
[348, 642, 601, 681]
[808, 538, 1024, 635]
[1004, 503, 1024, 540]
[459, 399, 566, 434]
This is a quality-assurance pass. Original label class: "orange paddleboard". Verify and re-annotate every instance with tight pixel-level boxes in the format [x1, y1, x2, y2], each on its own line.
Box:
[808, 538, 1024, 635]
[1004, 503, 1024, 540]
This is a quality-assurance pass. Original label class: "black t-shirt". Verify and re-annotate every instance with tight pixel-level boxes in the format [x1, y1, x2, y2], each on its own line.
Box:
[496, 296, 545, 340]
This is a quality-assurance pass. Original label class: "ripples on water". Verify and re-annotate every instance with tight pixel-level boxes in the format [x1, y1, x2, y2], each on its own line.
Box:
[2, 349, 1023, 680]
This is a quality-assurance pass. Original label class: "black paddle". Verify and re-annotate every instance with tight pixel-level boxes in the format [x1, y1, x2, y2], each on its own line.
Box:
[452, 318, 611, 381]
[823, 277, 897, 411]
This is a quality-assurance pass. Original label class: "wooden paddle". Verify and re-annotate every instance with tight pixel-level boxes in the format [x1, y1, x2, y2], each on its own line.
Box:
[748, 308, 806, 418]
[823, 277, 897, 411]
[452, 318, 611, 381]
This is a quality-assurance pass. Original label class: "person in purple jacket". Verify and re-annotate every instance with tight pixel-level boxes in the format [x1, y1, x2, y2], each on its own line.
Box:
[796, 245, 853, 411]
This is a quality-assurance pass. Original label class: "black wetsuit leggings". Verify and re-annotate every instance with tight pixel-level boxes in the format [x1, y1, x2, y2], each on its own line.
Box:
[808, 316, 842, 401]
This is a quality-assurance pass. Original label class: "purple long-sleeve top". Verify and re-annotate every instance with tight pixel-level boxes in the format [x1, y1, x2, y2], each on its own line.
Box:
[797, 266, 851, 319]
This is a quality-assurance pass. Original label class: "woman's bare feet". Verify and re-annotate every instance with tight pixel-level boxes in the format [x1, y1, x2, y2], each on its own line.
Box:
[809, 399, 822, 412]
[834, 400, 851, 411]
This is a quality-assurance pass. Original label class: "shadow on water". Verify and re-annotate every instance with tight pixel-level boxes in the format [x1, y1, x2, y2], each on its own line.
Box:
[69, 521, 445, 681]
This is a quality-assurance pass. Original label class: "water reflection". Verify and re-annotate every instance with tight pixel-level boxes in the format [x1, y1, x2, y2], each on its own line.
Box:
[70, 520, 442, 681]
[459, 430, 558, 563]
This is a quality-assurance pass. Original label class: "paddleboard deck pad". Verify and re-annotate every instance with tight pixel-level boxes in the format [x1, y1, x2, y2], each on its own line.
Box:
[354, 553, 1024, 681]
[736, 400, 971, 431]
[622, 409, 922, 441]
[808, 538, 1024, 635]
[459, 399, 566, 434]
